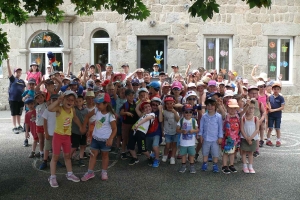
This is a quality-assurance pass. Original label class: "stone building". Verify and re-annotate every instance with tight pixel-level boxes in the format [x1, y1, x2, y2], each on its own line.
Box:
[0, 0, 299, 111]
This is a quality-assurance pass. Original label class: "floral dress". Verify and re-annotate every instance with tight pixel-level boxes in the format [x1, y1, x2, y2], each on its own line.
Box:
[222, 113, 240, 153]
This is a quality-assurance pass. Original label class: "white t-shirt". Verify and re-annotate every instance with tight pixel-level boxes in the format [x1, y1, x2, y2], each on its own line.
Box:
[177, 118, 198, 147]
[134, 113, 155, 134]
[101, 71, 113, 81]
[92, 108, 116, 140]
[36, 103, 47, 126]
[42, 108, 56, 136]
[163, 110, 179, 135]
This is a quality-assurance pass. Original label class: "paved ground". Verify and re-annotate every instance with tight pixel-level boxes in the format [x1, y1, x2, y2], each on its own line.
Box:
[0, 111, 300, 200]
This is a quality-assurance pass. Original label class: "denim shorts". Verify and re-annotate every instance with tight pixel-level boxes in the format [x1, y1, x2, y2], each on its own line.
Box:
[202, 140, 220, 157]
[90, 138, 111, 152]
[268, 116, 281, 129]
[146, 135, 160, 150]
[179, 145, 196, 156]
[165, 134, 177, 143]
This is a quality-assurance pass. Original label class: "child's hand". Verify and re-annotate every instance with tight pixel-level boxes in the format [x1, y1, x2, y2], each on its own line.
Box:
[132, 124, 138, 130]
[158, 105, 163, 111]
[25, 132, 30, 139]
[182, 130, 187, 134]
[68, 61, 72, 66]
[58, 94, 64, 103]
[253, 64, 258, 69]
[200, 136, 204, 144]
[45, 132, 50, 140]
[218, 138, 222, 145]
[127, 112, 134, 117]
[106, 138, 113, 147]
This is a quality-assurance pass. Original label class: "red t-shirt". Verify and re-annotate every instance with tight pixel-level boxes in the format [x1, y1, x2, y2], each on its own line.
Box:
[25, 110, 37, 136]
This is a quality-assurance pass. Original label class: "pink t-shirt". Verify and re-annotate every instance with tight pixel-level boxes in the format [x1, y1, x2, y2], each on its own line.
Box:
[27, 71, 42, 85]
[258, 94, 267, 109]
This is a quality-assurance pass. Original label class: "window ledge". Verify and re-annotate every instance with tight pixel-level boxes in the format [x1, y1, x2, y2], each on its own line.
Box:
[27, 15, 76, 23]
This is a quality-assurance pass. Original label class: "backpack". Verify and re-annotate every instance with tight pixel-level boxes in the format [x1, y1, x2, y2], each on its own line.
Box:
[179, 118, 196, 131]
[147, 113, 160, 134]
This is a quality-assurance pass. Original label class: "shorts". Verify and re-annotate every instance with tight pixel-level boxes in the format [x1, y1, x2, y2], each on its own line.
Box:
[177, 133, 182, 147]
[127, 130, 147, 152]
[31, 131, 38, 141]
[36, 125, 44, 133]
[71, 134, 87, 148]
[88, 121, 95, 139]
[52, 133, 71, 155]
[122, 123, 134, 141]
[202, 141, 220, 157]
[165, 134, 177, 143]
[9, 101, 24, 116]
[146, 135, 160, 150]
[117, 119, 122, 136]
[90, 138, 111, 152]
[268, 116, 281, 129]
[44, 136, 53, 151]
[179, 145, 196, 156]
[240, 138, 257, 152]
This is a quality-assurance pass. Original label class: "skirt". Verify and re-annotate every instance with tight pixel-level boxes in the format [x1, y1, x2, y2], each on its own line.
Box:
[240, 138, 257, 152]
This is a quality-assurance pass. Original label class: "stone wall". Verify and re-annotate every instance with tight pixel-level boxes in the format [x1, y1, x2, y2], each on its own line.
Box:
[0, 0, 300, 112]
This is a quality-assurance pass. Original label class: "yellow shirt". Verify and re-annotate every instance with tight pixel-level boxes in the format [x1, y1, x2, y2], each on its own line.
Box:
[54, 107, 73, 136]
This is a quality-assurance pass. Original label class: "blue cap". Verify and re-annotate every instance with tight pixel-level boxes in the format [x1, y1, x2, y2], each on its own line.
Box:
[131, 78, 139, 84]
[147, 81, 161, 89]
[69, 80, 79, 85]
[24, 97, 34, 104]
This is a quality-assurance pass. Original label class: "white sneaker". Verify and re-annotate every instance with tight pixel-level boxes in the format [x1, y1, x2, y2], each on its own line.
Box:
[170, 157, 175, 165]
[162, 155, 168, 162]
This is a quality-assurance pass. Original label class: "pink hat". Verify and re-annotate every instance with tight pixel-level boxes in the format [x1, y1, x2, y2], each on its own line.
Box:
[171, 81, 182, 90]
[113, 72, 126, 82]
[243, 79, 248, 84]
[227, 99, 239, 108]
[208, 80, 217, 86]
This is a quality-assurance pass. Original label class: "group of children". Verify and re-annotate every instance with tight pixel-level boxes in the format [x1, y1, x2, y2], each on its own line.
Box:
[15, 61, 285, 188]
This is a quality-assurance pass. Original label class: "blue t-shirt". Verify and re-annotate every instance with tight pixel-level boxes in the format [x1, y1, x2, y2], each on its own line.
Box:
[8, 75, 26, 102]
[22, 89, 36, 111]
[146, 110, 162, 137]
[150, 71, 159, 78]
[268, 94, 285, 118]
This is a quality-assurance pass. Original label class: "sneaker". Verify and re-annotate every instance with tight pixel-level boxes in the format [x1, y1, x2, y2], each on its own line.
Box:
[148, 157, 153, 166]
[121, 152, 127, 160]
[48, 177, 59, 188]
[179, 165, 186, 173]
[208, 154, 212, 162]
[266, 140, 273, 146]
[195, 153, 199, 163]
[253, 151, 260, 157]
[150, 152, 155, 158]
[78, 159, 85, 167]
[190, 165, 196, 174]
[13, 127, 19, 134]
[56, 161, 65, 168]
[243, 167, 250, 174]
[39, 162, 47, 170]
[101, 171, 108, 180]
[129, 157, 139, 165]
[17, 125, 24, 132]
[170, 157, 176, 165]
[249, 168, 256, 174]
[35, 152, 40, 158]
[136, 150, 142, 156]
[23, 139, 29, 147]
[276, 141, 281, 147]
[152, 159, 160, 168]
[66, 173, 80, 182]
[28, 151, 35, 158]
[177, 154, 182, 159]
[83, 152, 89, 159]
[259, 140, 264, 147]
[201, 163, 208, 171]
[81, 172, 95, 182]
[162, 155, 168, 162]
[212, 164, 219, 173]
[229, 165, 237, 173]
[222, 166, 231, 174]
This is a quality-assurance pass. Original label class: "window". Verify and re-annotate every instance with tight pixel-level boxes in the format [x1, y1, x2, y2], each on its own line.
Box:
[91, 30, 110, 71]
[29, 32, 64, 75]
[0, 63, 2, 78]
[267, 38, 293, 83]
[204, 37, 232, 74]
[137, 37, 167, 72]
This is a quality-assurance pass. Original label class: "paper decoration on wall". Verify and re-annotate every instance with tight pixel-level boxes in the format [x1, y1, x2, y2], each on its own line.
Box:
[282, 45, 288, 53]
[43, 35, 52, 42]
[208, 42, 214, 49]
[270, 64, 276, 72]
[280, 61, 288, 67]
[269, 42, 276, 48]
[35, 56, 41, 65]
[207, 56, 214, 63]
[268, 53, 276, 59]
[154, 50, 163, 69]
[220, 50, 228, 57]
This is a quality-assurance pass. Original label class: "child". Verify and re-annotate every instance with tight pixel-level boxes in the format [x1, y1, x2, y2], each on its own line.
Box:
[34, 91, 47, 159]
[24, 98, 37, 158]
[85, 91, 96, 145]
[150, 63, 160, 78]
[221, 99, 240, 174]
[71, 95, 89, 167]
[81, 93, 117, 181]
[240, 100, 259, 174]
[199, 97, 223, 173]
[162, 96, 180, 164]
[176, 104, 199, 173]
[266, 83, 285, 147]
[115, 86, 127, 152]
[47, 91, 83, 188]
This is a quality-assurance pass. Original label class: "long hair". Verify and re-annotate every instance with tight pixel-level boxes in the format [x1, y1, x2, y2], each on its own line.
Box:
[105, 102, 116, 115]
[29, 65, 40, 72]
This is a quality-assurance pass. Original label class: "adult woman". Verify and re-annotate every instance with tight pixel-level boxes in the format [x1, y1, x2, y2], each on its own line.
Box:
[26, 62, 42, 85]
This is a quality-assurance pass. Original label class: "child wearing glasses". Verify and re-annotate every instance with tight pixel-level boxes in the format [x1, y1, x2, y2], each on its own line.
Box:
[176, 104, 199, 174]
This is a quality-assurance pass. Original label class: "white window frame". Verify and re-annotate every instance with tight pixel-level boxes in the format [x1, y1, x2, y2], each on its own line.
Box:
[91, 38, 111, 65]
[0, 64, 3, 78]
[204, 36, 233, 72]
[268, 37, 293, 85]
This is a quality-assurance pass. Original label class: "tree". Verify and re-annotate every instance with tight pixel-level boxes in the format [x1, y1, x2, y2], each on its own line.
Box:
[0, 0, 272, 65]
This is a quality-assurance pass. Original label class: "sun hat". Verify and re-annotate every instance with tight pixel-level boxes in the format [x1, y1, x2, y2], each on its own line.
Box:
[113, 72, 126, 82]
[257, 81, 266, 86]
[242, 86, 248, 90]
[24, 97, 35, 104]
[186, 91, 197, 98]
[257, 72, 268, 82]
[243, 79, 249, 84]
[148, 81, 161, 89]
[151, 97, 162, 103]
[86, 91, 95, 97]
[223, 90, 234, 98]
[227, 99, 239, 108]
[30, 62, 39, 67]
[94, 93, 110, 103]
[247, 85, 259, 91]
[138, 88, 149, 94]
[63, 90, 78, 99]
[187, 82, 196, 88]
[197, 81, 206, 87]
[171, 81, 182, 90]
[28, 78, 36, 84]
[201, 76, 211, 84]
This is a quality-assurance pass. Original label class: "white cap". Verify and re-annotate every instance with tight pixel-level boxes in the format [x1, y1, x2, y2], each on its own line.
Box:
[186, 91, 197, 98]
[187, 82, 196, 88]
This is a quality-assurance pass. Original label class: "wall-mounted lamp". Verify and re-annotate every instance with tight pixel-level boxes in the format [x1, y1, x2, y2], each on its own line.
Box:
[169, 36, 174, 40]
[150, 20, 156, 27]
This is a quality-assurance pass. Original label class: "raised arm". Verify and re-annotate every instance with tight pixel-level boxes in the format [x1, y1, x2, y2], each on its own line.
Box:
[48, 94, 63, 112]
[66, 61, 72, 77]
[251, 65, 258, 82]
[7, 59, 12, 78]
[185, 61, 192, 78]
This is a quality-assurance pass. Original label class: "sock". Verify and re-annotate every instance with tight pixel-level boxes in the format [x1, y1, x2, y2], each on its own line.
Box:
[249, 164, 253, 169]
[40, 151, 44, 155]
[267, 138, 271, 141]
[243, 164, 247, 168]
[67, 172, 73, 176]
[277, 138, 281, 141]
[88, 169, 94, 174]
[102, 169, 107, 173]
[50, 175, 56, 179]
[182, 163, 186, 167]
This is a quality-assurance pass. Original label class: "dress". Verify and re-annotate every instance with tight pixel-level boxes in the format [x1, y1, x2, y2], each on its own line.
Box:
[222, 114, 240, 153]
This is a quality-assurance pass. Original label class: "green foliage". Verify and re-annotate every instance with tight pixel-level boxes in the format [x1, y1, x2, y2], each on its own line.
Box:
[0, 28, 10, 65]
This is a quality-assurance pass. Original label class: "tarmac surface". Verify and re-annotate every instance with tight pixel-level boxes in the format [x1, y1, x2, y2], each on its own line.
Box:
[0, 111, 300, 200]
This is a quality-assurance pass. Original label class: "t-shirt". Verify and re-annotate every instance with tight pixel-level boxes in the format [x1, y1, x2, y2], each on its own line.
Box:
[133, 113, 155, 134]
[27, 71, 42, 85]
[25, 110, 36, 135]
[101, 71, 112, 81]
[121, 102, 139, 124]
[146, 110, 162, 137]
[177, 118, 198, 147]
[116, 97, 127, 115]
[163, 110, 179, 135]
[22, 89, 35, 99]
[42, 108, 56, 136]
[268, 94, 285, 118]
[93, 108, 116, 140]
[36, 103, 47, 126]
[54, 107, 73, 136]
[8, 75, 26, 102]
[150, 71, 159, 78]
[72, 107, 88, 135]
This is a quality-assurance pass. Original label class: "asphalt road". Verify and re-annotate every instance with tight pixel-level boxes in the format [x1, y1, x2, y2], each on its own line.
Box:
[0, 111, 300, 200]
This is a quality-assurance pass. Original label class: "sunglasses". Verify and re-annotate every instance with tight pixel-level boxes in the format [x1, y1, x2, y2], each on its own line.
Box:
[184, 111, 193, 114]
[258, 85, 266, 88]
[172, 88, 181, 91]
[187, 98, 197, 101]
[151, 103, 159, 107]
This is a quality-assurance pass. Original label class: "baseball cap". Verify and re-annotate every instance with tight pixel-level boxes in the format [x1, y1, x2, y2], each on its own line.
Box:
[106, 63, 113, 68]
[184, 104, 194, 111]
[34, 91, 45, 99]
[162, 82, 170, 87]
[14, 68, 22, 73]
[171, 65, 178, 68]
[186, 91, 197, 98]
[63, 90, 78, 99]
[69, 80, 79, 85]
[121, 63, 129, 68]
[159, 71, 166, 76]
[131, 78, 140, 85]
[257, 81, 266, 86]
[218, 82, 225, 86]
[164, 96, 175, 102]
[125, 89, 135, 96]
[205, 97, 216, 105]
[266, 80, 275, 87]
[24, 97, 35, 104]
[140, 100, 151, 110]
[86, 91, 95, 97]
[93, 86, 101, 93]
[101, 79, 110, 87]
[28, 78, 36, 84]
[153, 63, 159, 67]
[227, 99, 239, 108]
[201, 76, 211, 84]
[138, 88, 149, 94]
[272, 82, 281, 89]
[187, 82, 196, 88]
[247, 85, 259, 91]
[94, 93, 110, 103]
[208, 80, 217, 87]
[151, 97, 162, 103]
[243, 79, 249, 84]
[223, 90, 234, 98]
[225, 83, 236, 88]
[171, 81, 182, 90]
[148, 81, 161, 89]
